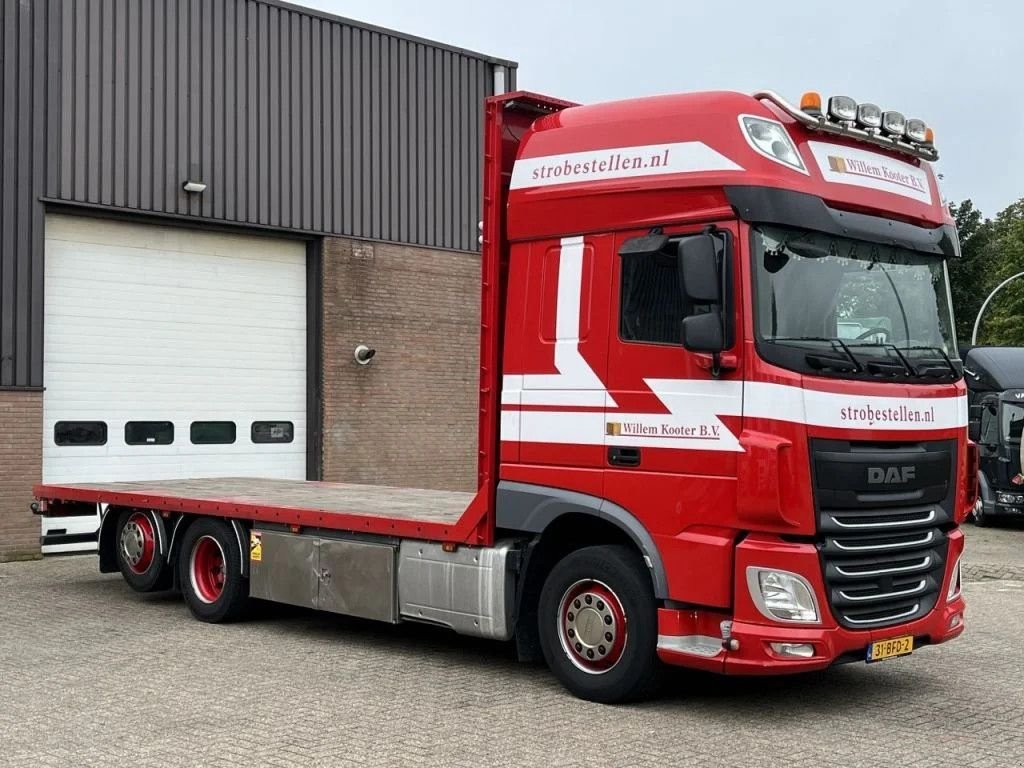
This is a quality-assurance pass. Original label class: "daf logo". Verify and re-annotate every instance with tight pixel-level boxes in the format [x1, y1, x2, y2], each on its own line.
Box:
[867, 466, 916, 485]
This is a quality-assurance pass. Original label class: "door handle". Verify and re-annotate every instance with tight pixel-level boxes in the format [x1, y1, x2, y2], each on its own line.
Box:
[608, 446, 641, 467]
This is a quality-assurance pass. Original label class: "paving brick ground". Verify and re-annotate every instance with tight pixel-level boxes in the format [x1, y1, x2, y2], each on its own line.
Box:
[2, 547, 1023, 768]
[962, 518, 1024, 582]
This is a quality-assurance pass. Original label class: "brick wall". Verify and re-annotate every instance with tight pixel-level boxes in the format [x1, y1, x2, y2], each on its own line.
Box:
[0, 391, 42, 561]
[321, 238, 480, 492]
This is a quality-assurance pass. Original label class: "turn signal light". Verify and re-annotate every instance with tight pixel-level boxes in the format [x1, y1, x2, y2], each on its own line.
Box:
[800, 91, 822, 115]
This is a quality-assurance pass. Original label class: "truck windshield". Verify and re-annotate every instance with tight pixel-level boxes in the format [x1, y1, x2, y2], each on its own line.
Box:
[1003, 402, 1024, 445]
[752, 224, 959, 380]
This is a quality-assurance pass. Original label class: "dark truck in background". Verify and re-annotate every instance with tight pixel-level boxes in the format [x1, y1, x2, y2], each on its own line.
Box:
[965, 346, 1024, 526]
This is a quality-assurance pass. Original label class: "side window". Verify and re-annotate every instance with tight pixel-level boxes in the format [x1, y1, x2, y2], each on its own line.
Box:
[54, 421, 108, 446]
[252, 421, 294, 444]
[125, 421, 174, 445]
[620, 249, 685, 345]
[190, 421, 237, 445]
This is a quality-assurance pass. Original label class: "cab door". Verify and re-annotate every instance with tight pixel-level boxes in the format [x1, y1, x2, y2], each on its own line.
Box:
[603, 222, 744, 492]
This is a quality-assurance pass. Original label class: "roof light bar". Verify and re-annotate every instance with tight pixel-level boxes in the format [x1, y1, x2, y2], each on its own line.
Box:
[752, 90, 938, 161]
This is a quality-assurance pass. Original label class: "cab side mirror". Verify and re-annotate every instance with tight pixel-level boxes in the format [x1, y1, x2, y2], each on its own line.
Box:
[968, 420, 981, 444]
[678, 234, 720, 304]
[677, 234, 727, 354]
[968, 404, 983, 442]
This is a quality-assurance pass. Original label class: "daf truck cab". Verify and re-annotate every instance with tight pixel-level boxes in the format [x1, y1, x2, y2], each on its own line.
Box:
[965, 346, 1024, 525]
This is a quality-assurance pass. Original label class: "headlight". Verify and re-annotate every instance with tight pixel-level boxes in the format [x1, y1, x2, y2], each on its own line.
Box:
[996, 491, 1024, 505]
[947, 555, 963, 601]
[746, 567, 820, 623]
[739, 115, 806, 173]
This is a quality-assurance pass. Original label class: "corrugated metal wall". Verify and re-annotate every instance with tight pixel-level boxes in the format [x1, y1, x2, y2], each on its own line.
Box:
[0, 0, 516, 388]
[0, 0, 54, 387]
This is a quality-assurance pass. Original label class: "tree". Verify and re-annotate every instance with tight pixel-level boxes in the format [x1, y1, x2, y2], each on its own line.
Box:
[973, 200, 1024, 346]
[948, 199, 995, 344]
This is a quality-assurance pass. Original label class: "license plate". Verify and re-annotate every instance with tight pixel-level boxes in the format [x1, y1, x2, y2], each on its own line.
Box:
[867, 635, 914, 663]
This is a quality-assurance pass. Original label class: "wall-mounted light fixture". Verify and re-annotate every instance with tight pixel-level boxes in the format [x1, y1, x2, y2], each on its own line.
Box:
[182, 180, 207, 193]
[354, 344, 376, 365]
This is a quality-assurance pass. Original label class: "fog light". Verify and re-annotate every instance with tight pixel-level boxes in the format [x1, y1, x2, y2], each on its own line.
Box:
[746, 567, 821, 623]
[949, 614, 962, 629]
[770, 642, 815, 658]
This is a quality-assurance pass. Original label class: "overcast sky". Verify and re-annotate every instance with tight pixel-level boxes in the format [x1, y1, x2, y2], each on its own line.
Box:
[297, 0, 1020, 218]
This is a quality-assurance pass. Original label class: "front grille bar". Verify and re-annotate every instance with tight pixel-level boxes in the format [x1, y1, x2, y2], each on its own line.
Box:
[843, 603, 921, 626]
[832, 530, 934, 552]
[838, 579, 927, 603]
[834, 555, 932, 578]
[829, 509, 936, 529]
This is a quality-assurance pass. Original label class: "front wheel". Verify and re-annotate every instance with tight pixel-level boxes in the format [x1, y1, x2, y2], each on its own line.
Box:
[538, 545, 660, 703]
[177, 518, 250, 623]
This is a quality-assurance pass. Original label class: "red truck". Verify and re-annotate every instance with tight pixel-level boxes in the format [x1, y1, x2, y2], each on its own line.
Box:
[33, 89, 974, 703]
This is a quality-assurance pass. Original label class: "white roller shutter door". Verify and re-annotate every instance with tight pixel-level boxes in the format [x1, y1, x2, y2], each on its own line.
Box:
[42, 215, 307, 552]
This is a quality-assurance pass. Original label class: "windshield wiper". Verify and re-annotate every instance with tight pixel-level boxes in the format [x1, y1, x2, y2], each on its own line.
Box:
[843, 341, 918, 378]
[768, 336, 862, 373]
[899, 345, 961, 379]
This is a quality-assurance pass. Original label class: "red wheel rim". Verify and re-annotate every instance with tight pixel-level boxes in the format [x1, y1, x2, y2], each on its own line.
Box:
[557, 579, 628, 674]
[190, 535, 226, 604]
[120, 512, 156, 575]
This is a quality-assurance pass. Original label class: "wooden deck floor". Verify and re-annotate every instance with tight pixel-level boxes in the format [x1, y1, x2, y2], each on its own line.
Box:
[53, 477, 473, 525]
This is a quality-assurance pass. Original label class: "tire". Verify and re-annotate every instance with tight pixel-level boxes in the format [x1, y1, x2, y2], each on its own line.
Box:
[538, 545, 660, 704]
[177, 517, 250, 623]
[114, 509, 172, 592]
[973, 504, 993, 527]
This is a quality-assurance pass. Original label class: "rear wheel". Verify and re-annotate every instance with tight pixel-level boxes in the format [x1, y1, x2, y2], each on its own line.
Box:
[178, 518, 250, 623]
[115, 509, 171, 592]
[538, 545, 660, 703]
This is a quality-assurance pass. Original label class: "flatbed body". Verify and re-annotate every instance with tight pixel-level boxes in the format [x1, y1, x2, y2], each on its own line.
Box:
[34, 478, 480, 542]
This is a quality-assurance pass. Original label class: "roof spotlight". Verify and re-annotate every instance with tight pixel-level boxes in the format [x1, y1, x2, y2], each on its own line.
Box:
[905, 119, 928, 143]
[882, 111, 906, 137]
[856, 103, 882, 129]
[827, 95, 857, 122]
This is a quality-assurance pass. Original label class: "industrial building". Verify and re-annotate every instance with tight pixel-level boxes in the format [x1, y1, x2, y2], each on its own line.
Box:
[0, 0, 516, 559]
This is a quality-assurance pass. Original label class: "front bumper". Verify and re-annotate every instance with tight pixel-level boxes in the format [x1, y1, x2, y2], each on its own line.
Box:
[656, 528, 966, 674]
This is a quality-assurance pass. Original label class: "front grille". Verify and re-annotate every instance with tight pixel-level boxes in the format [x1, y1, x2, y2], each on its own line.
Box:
[812, 440, 955, 630]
